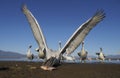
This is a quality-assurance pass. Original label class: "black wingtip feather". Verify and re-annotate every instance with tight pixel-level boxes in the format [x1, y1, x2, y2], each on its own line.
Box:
[94, 9, 106, 19]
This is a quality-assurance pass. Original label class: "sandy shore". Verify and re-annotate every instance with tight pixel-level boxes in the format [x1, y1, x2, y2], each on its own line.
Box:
[0, 61, 120, 78]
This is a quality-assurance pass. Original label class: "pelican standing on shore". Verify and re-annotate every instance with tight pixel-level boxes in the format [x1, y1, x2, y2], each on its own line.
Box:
[96, 48, 105, 62]
[59, 41, 76, 62]
[78, 41, 88, 63]
[27, 45, 34, 60]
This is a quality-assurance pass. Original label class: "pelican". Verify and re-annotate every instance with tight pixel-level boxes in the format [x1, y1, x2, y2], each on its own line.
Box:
[27, 45, 34, 60]
[61, 54, 76, 62]
[96, 48, 106, 62]
[59, 41, 76, 62]
[78, 41, 88, 63]
[22, 5, 105, 70]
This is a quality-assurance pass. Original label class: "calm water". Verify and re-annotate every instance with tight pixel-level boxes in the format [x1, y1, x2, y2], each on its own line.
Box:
[0, 58, 120, 64]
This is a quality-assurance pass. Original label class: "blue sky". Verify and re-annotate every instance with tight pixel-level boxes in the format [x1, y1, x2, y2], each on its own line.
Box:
[0, 0, 120, 56]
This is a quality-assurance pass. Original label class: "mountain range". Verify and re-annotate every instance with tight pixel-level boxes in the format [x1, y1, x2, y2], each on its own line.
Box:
[0, 50, 25, 59]
[0, 50, 120, 59]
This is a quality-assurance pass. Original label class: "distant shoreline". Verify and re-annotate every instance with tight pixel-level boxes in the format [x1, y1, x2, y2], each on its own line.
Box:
[0, 59, 120, 64]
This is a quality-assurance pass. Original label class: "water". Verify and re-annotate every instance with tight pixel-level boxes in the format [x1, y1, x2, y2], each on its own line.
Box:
[60, 59, 120, 64]
[0, 58, 120, 64]
[0, 58, 43, 62]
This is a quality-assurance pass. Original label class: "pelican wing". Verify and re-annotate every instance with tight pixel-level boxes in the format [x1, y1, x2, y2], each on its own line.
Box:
[60, 10, 105, 54]
[22, 5, 48, 51]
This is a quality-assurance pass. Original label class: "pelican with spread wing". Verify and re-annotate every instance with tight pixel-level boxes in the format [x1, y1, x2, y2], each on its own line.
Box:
[22, 5, 105, 70]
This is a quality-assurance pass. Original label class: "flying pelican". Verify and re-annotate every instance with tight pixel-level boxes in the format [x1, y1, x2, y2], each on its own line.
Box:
[22, 5, 105, 70]
[96, 48, 106, 62]
[78, 41, 88, 63]
[27, 45, 34, 60]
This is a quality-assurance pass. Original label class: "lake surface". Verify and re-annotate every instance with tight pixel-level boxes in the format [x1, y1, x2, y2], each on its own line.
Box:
[0, 58, 120, 64]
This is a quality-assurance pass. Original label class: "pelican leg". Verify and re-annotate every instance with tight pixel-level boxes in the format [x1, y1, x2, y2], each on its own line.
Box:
[80, 60, 83, 63]
[101, 60, 104, 63]
[73, 60, 76, 63]
[84, 60, 86, 63]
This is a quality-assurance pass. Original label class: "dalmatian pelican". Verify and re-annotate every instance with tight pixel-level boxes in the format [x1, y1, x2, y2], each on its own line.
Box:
[96, 48, 106, 62]
[22, 5, 105, 70]
[27, 45, 34, 60]
[78, 41, 88, 63]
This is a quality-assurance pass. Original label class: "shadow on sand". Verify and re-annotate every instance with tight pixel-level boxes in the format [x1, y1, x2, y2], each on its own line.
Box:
[0, 67, 9, 71]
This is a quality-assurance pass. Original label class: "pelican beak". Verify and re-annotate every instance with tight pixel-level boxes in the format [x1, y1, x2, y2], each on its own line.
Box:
[40, 66, 56, 71]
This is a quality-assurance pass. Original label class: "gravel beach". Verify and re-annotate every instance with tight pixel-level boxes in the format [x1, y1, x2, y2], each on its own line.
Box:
[0, 61, 120, 78]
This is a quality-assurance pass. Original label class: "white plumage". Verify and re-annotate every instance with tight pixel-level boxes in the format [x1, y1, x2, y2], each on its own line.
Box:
[78, 41, 88, 62]
[27, 45, 34, 60]
[22, 5, 105, 70]
[96, 48, 105, 62]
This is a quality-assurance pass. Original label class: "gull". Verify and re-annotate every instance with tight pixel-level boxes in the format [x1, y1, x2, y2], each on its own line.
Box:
[78, 41, 88, 63]
[22, 5, 105, 70]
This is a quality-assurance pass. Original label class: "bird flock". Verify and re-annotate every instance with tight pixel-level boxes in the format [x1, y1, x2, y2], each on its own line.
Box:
[23, 4, 106, 70]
